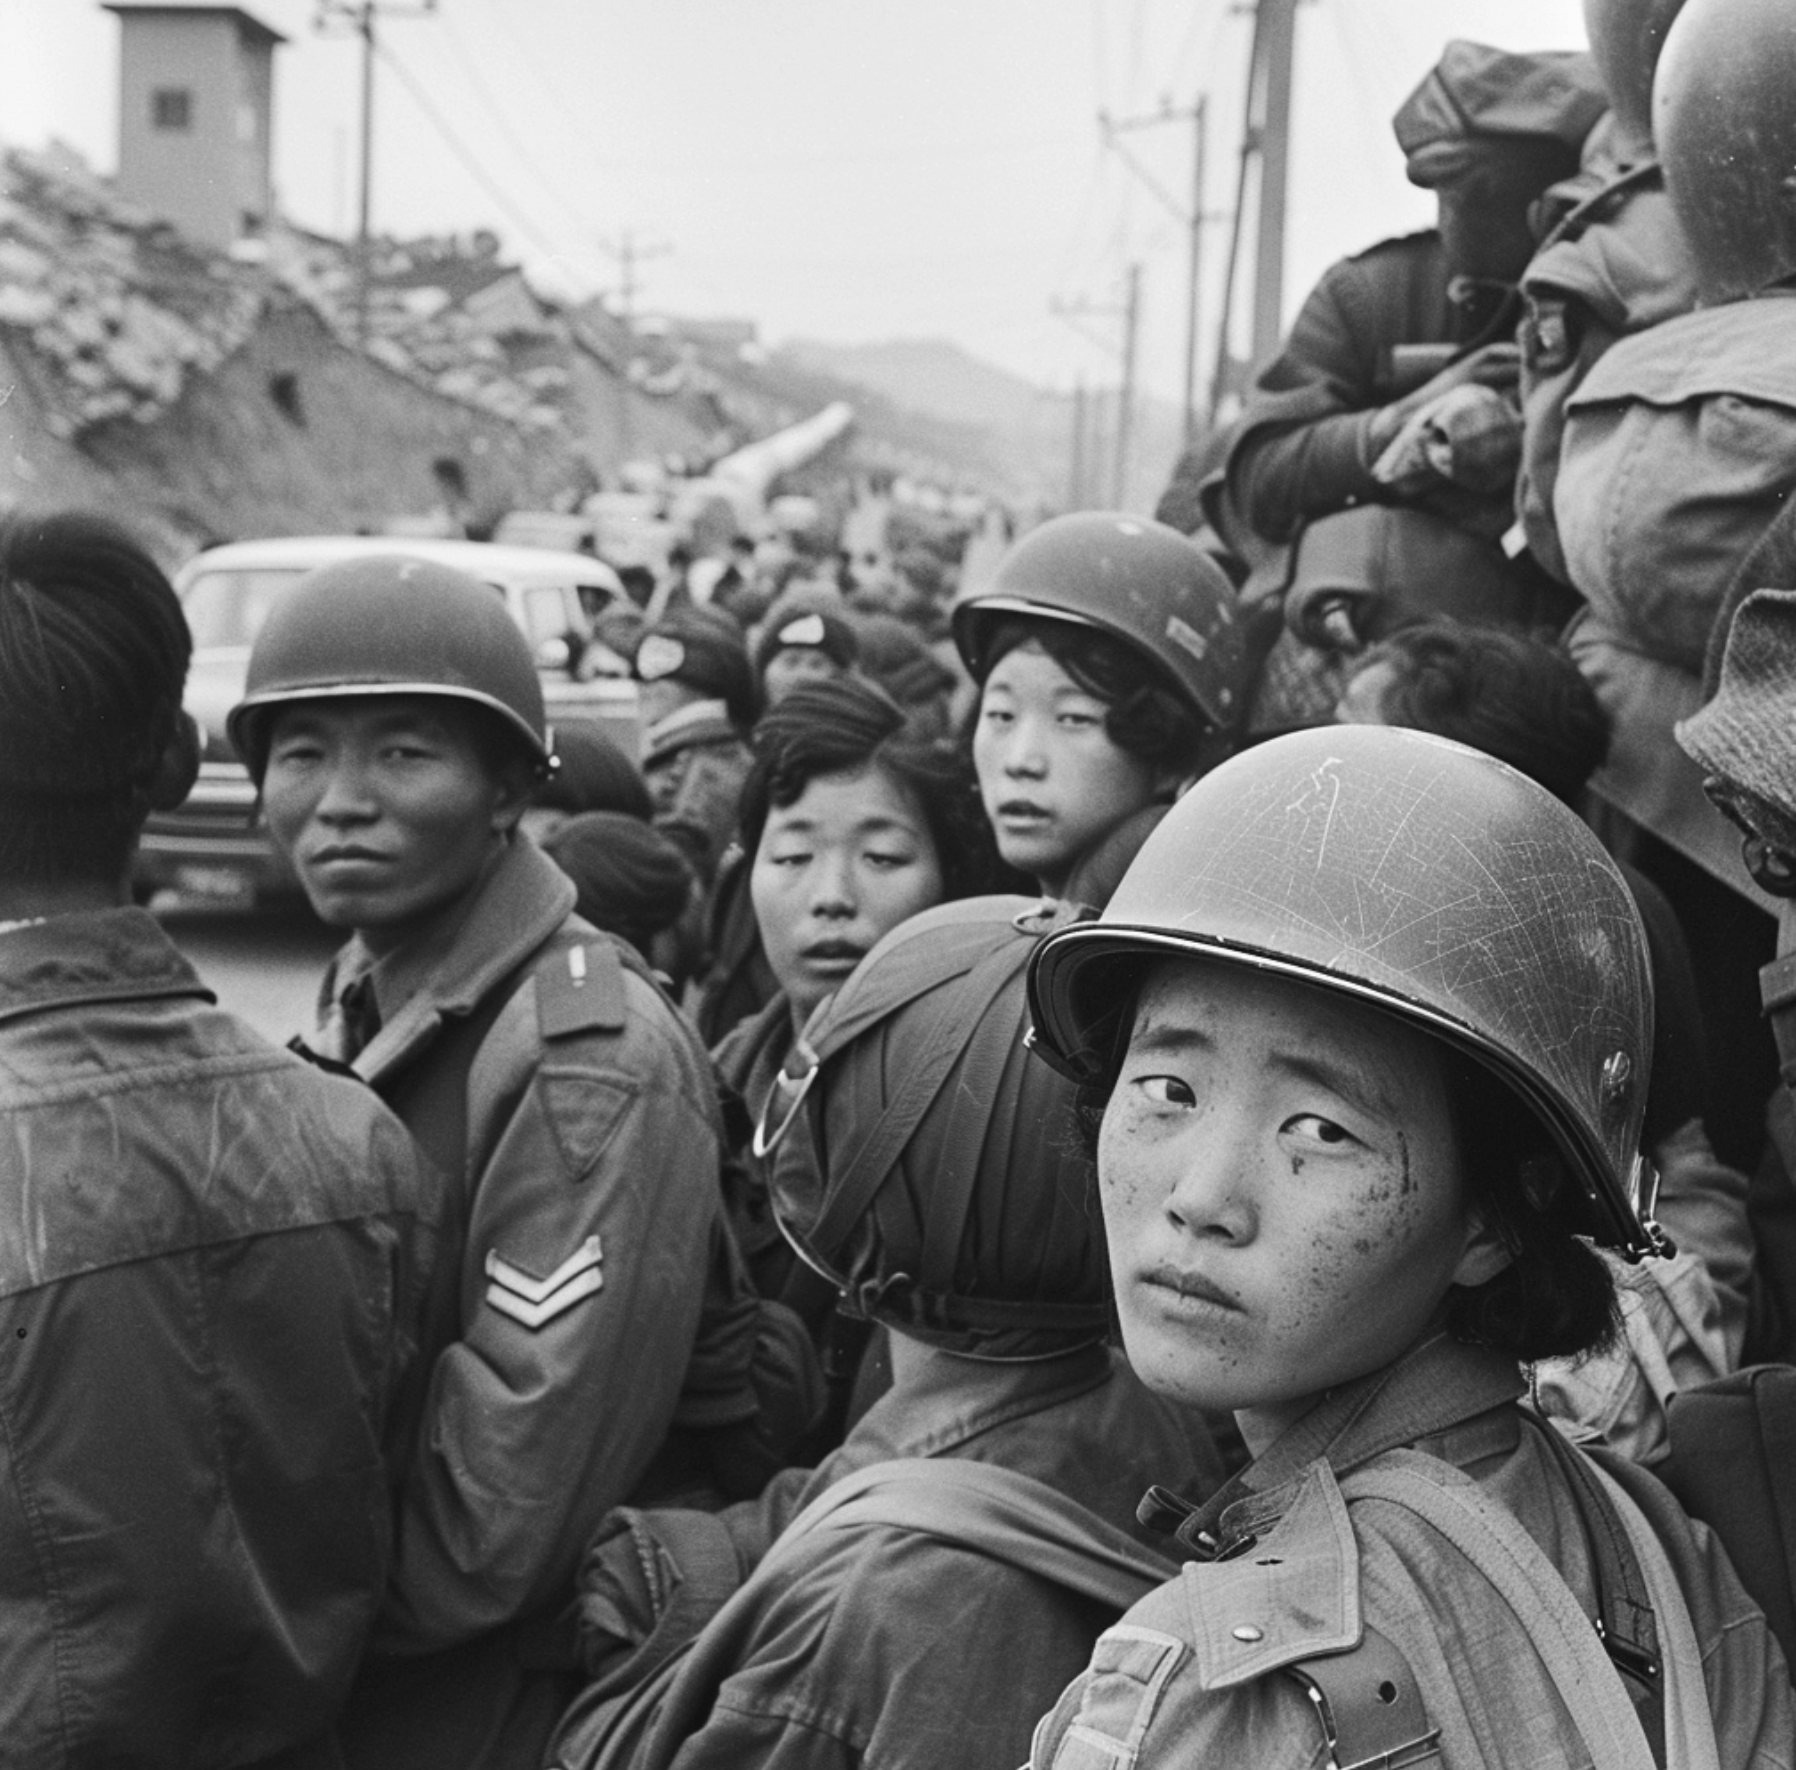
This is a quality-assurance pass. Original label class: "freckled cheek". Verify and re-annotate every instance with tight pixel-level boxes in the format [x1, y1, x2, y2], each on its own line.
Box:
[1267, 1174, 1429, 1331]
[1095, 1139, 1166, 1242]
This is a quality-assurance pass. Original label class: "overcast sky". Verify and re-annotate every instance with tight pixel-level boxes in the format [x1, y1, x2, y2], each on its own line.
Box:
[3, 0, 1588, 404]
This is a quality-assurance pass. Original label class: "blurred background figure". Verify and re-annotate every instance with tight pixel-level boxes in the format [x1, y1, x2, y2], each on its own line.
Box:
[753, 602, 860, 707]
[522, 721, 654, 848]
[541, 810, 696, 969]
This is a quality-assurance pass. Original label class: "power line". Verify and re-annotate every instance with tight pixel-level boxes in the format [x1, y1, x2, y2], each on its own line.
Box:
[434, 6, 595, 235]
[469, 0, 606, 162]
[375, 39, 569, 262]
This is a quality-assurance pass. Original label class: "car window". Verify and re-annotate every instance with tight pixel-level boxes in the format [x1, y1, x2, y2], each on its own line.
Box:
[522, 584, 571, 644]
[180, 569, 305, 649]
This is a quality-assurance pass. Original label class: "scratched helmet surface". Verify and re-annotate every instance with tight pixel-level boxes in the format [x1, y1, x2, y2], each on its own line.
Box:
[950, 512, 1246, 733]
[1027, 724, 1662, 1258]
[227, 553, 550, 777]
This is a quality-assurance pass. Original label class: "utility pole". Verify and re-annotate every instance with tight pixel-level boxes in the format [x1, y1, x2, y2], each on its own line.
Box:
[1208, 0, 1303, 422]
[598, 230, 671, 465]
[1099, 98, 1220, 447]
[1251, 0, 1299, 371]
[1050, 273, 1138, 509]
[1113, 263, 1142, 507]
[316, 0, 436, 348]
[1183, 100, 1208, 445]
[599, 229, 673, 331]
[1067, 376, 1088, 510]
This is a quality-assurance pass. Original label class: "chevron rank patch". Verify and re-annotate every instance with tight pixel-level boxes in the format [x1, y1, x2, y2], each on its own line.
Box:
[484, 1236, 603, 1330]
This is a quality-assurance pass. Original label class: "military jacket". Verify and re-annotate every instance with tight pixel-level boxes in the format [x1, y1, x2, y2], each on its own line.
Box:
[0, 909, 437, 1768]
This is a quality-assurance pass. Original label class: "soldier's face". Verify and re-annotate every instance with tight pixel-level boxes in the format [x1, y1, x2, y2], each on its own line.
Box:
[262, 696, 531, 955]
[972, 640, 1165, 899]
[1097, 959, 1496, 1452]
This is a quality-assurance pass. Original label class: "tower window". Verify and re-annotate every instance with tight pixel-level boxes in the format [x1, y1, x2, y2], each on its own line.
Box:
[151, 88, 192, 131]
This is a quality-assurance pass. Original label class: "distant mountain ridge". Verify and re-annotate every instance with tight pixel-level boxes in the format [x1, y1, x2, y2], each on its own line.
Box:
[783, 337, 1051, 438]
[781, 334, 1182, 513]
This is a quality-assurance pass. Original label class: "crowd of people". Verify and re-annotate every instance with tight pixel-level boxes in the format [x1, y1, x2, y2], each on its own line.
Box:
[7, 0, 1796, 1764]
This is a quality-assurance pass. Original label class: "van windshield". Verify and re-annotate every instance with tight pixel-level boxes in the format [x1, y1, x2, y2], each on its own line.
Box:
[181, 570, 305, 650]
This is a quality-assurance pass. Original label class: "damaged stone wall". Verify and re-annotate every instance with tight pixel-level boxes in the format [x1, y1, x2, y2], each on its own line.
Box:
[78, 298, 575, 549]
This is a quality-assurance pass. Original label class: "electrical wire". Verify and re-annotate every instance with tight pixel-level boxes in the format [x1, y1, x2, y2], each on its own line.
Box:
[433, 6, 596, 234]
[374, 39, 570, 262]
[468, 0, 606, 162]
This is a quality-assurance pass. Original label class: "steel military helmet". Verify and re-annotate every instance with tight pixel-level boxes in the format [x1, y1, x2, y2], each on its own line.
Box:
[227, 554, 551, 779]
[758, 895, 1112, 1362]
[1656, 0, 1796, 301]
[950, 512, 1245, 733]
[1583, 0, 1687, 149]
[1027, 724, 1668, 1261]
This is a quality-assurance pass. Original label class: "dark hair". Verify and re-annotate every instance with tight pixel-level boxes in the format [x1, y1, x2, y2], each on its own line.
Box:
[981, 615, 1205, 776]
[0, 510, 190, 885]
[1072, 966, 1619, 1366]
[1354, 619, 1610, 806]
[738, 675, 997, 900]
[1438, 1056, 1618, 1362]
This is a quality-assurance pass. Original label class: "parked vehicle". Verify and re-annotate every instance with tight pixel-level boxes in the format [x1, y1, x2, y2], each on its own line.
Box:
[138, 536, 639, 902]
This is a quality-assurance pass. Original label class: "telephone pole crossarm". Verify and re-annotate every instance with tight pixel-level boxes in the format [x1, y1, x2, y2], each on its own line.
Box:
[314, 0, 438, 347]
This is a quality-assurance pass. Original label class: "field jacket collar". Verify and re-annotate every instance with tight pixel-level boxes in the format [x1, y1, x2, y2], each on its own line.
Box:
[0, 907, 213, 1029]
[325, 838, 576, 1086]
[1181, 1334, 1525, 1558]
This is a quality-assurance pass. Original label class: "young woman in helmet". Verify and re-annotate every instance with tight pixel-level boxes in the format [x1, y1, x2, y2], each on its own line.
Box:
[953, 512, 1244, 909]
[547, 898, 1224, 1770]
[1024, 724, 1791, 1768]
[229, 555, 763, 1770]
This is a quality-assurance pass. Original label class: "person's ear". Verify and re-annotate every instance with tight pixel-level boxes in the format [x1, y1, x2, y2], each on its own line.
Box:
[488, 752, 538, 837]
[1452, 1213, 1513, 1289]
[145, 711, 201, 812]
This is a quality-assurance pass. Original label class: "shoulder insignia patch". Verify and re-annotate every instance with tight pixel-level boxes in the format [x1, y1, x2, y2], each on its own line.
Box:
[484, 1235, 603, 1329]
[538, 939, 628, 1040]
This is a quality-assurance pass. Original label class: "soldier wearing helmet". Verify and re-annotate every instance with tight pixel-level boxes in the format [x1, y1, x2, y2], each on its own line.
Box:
[230, 555, 763, 1769]
[953, 511, 1245, 909]
[547, 898, 1222, 1770]
[1024, 725, 1791, 1769]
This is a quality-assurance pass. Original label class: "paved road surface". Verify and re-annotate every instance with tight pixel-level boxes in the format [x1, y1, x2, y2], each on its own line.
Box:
[156, 900, 338, 1045]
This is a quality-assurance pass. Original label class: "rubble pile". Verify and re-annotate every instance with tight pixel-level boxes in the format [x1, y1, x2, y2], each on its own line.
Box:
[270, 229, 566, 431]
[0, 146, 261, 436]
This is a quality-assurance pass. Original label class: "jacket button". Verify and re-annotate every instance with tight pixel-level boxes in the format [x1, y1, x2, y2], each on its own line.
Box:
[1232, 1624, 1264, 1643]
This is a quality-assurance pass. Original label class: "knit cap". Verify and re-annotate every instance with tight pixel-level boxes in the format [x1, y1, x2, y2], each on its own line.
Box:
[634, 607, 757, 730]
[851, 613, 957, 709]
[533, 720, 652, 820]
[752, 606, 859, 683]
[542, 811, 694, 954]
[1677, 588, 1796, 844]
[639, 698, 743, 773]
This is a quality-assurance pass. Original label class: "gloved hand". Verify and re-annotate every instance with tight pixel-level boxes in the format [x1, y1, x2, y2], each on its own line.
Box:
[1371, 382, 1523, 497]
